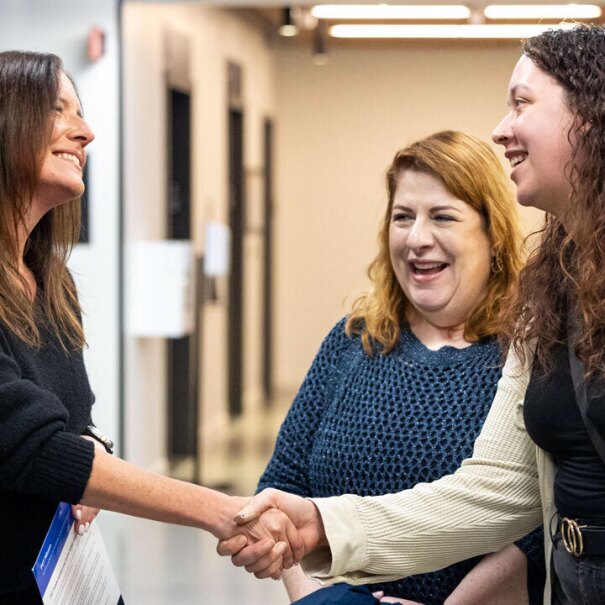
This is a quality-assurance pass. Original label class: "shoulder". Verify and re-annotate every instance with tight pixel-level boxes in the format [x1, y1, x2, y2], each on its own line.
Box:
[321, 317, 360, 351]
[307, 317, 363, 374]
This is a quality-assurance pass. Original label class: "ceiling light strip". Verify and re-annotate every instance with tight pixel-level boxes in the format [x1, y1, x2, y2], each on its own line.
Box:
[329, 23, 576, 39]
[484, 4, 601, 19]
[312, 5, 471, 20]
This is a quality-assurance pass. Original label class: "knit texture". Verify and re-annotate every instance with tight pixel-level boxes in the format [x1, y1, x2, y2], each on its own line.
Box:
[0, 315, 95, 597]
[259, 319, 544, 604]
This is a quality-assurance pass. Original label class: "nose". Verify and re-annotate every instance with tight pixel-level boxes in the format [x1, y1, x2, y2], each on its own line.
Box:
[492, 112, 513, 146]
[68, 116, 95, 147]
[406, 217, 434, 252]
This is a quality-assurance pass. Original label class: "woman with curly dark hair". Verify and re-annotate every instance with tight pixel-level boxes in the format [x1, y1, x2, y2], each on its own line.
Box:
[221, 24, 605, 605]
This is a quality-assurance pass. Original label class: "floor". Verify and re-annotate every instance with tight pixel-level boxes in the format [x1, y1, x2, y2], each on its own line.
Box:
[99, 513, 289, 605]
[99, 393, 294, 604]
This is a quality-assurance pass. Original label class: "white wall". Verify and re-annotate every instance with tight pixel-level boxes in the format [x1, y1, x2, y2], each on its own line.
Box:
[273, 41, 544, 391]
[123, 4, 275, 475]
[0, 0, 122, 449]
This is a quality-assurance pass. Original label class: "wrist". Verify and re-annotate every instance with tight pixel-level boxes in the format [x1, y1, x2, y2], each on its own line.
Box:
[304, 501, 328, 551]
[201, 490, 245, 539]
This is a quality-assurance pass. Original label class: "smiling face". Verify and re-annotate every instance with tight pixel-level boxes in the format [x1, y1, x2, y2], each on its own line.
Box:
[389, 170, 493, 332]
[33, 72, 94, 219]
[492, 55, 576, 217]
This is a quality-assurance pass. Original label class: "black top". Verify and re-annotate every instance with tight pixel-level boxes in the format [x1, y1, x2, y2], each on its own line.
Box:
[0, 312, 95, 597]
[524, 344, 605, 520]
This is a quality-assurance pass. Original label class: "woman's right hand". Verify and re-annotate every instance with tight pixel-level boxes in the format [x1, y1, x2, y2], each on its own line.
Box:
[216, 488, 326, 576]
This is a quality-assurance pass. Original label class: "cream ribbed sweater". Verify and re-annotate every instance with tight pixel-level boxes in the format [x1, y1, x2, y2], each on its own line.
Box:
[302, 341, 557, 605]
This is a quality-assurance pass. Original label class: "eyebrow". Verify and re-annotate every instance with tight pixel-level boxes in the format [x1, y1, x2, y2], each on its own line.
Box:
[391, 204, 462, 212]
[507, 83, 532, 100]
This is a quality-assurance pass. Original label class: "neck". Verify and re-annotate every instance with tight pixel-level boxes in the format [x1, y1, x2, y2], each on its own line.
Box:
[14, 216, 38, 300]
[406, 311, 471, 351]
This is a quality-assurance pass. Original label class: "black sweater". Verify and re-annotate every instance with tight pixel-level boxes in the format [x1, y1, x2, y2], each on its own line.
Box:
[0, 317, 95, 597]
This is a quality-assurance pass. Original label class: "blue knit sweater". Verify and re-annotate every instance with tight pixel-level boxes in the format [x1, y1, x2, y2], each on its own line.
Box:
[258, 319, 544, 604]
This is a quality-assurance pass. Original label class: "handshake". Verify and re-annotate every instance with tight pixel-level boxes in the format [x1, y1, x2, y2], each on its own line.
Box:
[214, 488, 327, 580]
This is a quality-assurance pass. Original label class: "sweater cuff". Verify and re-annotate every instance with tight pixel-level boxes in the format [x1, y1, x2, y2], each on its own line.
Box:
[27, 432, 95, 503]
[302, 495, 368, 581]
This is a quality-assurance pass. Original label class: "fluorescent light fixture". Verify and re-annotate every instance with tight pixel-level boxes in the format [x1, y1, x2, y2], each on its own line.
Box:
[485, 4, 601, 20]
[312, 4, 471, 20]
[329, 22, 575, 38]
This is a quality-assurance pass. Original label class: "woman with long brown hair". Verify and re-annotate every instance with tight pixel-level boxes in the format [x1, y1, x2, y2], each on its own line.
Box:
[222, 24, 605, 605]
[0, 50, 300, 604]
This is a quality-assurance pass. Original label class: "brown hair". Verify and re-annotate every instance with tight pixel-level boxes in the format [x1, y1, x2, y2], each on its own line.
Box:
[0, 50, 84, 349]
[503, 25, 605, 376]
[346, 130, 524, 355]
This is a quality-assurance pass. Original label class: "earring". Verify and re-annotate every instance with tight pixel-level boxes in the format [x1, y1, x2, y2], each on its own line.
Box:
[491, 256, 502, 274]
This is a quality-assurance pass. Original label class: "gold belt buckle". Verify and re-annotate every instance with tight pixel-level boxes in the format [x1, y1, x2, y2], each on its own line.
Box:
[560, 516, 587, 557]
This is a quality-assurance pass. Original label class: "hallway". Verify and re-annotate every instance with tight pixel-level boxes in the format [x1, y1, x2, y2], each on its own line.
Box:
[100, 392, 295, 604]
[101, 512, 289, 604]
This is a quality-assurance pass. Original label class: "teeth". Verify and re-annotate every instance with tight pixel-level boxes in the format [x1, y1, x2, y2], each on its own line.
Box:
[56, 152, 80, 167]
[412, 262, 444, 270]
[510, 155, 526, 168]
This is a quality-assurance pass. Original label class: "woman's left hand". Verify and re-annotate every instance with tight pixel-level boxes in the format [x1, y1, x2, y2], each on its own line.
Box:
[71, 504, 100, 535]
[372, 592, 424, 604]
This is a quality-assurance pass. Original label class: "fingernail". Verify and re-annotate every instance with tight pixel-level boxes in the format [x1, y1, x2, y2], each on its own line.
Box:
[85, 522, 90, 532]
[274, 542, 287, 556]
[237, 535, 247, 547]
[78, 525, 85, 535]
[75, 509, 82, 521]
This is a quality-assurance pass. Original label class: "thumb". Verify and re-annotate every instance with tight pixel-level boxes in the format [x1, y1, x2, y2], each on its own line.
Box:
[234, 490, 277, 524]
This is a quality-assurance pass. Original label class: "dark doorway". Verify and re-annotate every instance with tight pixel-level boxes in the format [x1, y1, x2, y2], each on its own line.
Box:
[228, 107, 245, 418]
[166, 88, 198, 472]
[262, 119, 274, 403]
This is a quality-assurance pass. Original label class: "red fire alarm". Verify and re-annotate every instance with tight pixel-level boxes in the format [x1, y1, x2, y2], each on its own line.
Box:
[87, 26, 105, 62]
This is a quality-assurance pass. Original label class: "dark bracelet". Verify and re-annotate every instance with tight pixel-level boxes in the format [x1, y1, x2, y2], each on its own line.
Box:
[83, 425, 114, 454]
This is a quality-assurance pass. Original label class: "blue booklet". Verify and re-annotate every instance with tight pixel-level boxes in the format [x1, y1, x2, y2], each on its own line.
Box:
[33, 502, 124, 605]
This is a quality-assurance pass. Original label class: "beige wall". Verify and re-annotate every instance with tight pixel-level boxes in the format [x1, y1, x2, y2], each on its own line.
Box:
[273, 41, 544, 391]
[123, 7, 546, 479]
[123, 3, 275, 475]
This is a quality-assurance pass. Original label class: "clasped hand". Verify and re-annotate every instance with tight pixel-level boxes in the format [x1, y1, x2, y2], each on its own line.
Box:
[217, 489, 326, 579]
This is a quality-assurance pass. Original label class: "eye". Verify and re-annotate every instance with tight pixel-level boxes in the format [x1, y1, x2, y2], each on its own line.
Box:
[392, 212, 413, 223]
[513, 97, 527, 109]
[434, 214, 455, 222]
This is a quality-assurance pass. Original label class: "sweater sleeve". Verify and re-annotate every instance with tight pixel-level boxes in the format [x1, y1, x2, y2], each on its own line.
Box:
[302, 341, 543, 585]
[0, 334, 94, 504]
[257, 318, 354, 496]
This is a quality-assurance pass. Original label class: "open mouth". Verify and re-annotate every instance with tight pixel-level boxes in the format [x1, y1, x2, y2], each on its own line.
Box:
[510, 154, 527, 168]
[409, 261, 448, 276]
[54, 152, 81, 169]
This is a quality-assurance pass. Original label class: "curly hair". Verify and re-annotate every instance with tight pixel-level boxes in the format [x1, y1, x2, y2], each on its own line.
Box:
[0, 51, 85, 349]
[502, 25, 605, 376]
[346, 130, 525, 356]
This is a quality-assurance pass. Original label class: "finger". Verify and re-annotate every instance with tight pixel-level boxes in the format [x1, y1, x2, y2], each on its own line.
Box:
[255, 556, 283, 581]
[72, 505, 82, 521]
[234, 489, 277, 524]
[231, 538, 275, 567]
[372, 592, 385, 600]
[79, 507, 99, 525]
[216, 535, 247, 557]
[250, 543, 286, 580]
[284, 519, 305, 566]
[244, 541, 286, 575]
